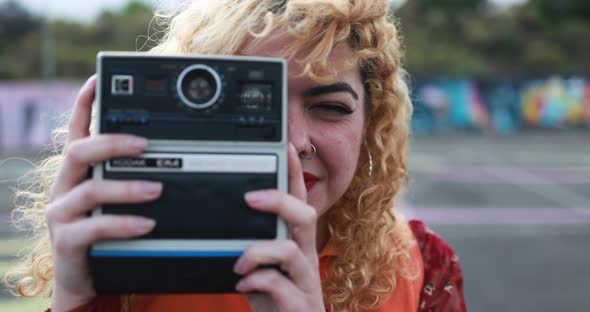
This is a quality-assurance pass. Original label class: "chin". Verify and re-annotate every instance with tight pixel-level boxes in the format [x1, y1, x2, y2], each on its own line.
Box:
[307, 194, 324, 212]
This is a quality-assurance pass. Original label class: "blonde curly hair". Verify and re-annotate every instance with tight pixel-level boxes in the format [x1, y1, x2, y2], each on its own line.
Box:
[5, 0, 416, 311]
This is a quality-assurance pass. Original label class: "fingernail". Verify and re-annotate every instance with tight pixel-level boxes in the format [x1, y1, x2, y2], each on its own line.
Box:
[245, 191, 268, 205]
[128, 137, 147, 150]
[142, 182, 162, 196]
[133, 218, 156, 233]
[235, 279, 246, 292]
[83, 75, 95, 87]
[233, 257, 245, 274]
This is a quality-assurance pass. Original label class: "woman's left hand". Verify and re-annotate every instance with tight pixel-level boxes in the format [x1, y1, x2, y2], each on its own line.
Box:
[234, 144, 326, 312]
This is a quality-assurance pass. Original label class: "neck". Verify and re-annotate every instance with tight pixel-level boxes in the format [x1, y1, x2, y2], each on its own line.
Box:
[316, 214, 331, 252]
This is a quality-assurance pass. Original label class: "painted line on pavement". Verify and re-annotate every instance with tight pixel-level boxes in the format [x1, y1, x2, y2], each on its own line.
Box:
[400, 206, 590, 225]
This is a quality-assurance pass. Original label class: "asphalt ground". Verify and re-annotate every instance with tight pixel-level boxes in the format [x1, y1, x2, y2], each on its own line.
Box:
[1, 129, 589, 311]
[402, 130, 590, 312]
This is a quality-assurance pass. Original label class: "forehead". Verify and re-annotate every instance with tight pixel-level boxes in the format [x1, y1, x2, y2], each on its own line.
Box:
[242, 33, 359, 82]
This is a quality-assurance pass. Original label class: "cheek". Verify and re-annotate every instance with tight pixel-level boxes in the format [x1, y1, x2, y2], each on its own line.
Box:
[317, 124, 364, 196]
[326, 138, 360, 174]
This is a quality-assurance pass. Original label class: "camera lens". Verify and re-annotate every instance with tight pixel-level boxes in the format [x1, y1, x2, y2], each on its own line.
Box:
[177, 64, 221, 109]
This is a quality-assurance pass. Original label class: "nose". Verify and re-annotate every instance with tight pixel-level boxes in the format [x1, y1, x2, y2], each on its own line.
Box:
[287, 98, 312, 157]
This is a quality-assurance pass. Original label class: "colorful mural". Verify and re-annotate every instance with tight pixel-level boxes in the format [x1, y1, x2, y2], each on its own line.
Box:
[412, 79, 491, 134]
[521, 77, 590, 127]
[0, 81, 80, 152]
[0, 77, 589, 153]
[411, 76, 590, 134]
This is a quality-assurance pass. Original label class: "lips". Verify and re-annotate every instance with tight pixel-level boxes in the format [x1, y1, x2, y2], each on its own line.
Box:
[303, 172, 319, 191]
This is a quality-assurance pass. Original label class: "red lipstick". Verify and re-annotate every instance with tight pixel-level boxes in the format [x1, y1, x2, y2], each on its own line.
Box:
[303, 172, 319, 191]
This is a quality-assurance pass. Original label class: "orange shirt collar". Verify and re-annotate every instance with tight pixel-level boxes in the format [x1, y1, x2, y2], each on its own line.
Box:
[318, 238, 339, 258]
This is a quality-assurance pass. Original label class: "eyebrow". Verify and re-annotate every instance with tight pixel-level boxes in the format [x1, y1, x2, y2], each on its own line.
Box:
[302, 82, 359, 100]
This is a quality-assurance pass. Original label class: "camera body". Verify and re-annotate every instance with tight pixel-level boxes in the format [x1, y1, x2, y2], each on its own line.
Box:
[89, 52, 287, 293]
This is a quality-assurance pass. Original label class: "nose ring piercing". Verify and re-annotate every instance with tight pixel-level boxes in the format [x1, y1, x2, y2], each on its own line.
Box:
[299, 143, 316, 160]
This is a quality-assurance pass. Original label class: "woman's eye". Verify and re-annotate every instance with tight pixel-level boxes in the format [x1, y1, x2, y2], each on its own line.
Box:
[311, 103, 353, 115]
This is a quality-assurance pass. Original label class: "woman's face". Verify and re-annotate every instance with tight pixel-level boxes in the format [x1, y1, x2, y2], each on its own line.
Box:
[245, 35, 367, 216]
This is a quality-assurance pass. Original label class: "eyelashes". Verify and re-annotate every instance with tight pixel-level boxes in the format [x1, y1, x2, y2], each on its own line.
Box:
[311, 102, 354, 115]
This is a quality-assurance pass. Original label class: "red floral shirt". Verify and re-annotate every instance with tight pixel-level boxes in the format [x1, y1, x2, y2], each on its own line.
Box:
[410, 220, 467, 312]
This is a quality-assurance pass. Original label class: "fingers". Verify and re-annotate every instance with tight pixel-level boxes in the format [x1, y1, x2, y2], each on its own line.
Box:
[236, 268, 301, 309]
[236, 145, 323, 310]
[46, 180, 162, 224]
[52, 215, 156, 255]
[48, 178, 161, 259]
[51, 134, 147, 199]
[68, 75, 97, 142]
[244, 190, 317, 259]
[288, 143, 306, 201]
[234, 240, 316, 287]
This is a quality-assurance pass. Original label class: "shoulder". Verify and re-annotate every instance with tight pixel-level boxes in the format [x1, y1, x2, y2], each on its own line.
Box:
[408, 220, 467, 312]
[409, 220, 458, 265]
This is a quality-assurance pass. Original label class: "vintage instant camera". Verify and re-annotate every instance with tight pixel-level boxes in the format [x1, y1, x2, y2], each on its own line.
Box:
[89, 52, 287, 293]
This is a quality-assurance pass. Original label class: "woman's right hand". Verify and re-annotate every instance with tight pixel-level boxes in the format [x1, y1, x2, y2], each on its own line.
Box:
[47, 75, 162, 311]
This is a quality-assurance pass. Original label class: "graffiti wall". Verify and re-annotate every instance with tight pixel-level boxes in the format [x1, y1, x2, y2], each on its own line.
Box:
[0, 81, 80, 153]
[0, 77, 589, 153]
[521, 77, 590, 128]
[411, 76, 590, 134]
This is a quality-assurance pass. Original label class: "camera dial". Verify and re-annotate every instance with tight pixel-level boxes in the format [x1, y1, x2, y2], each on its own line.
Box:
[177, 64, 222, 109]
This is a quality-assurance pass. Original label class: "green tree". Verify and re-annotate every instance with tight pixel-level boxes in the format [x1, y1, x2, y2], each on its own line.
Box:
[395, 0, 590, 76]
[0, 1, 40, 54]
[0, 0, 156, 79]
[410, 0, 488, 12]
[527, 0, 590, 23]
[2, 0, 590, 79]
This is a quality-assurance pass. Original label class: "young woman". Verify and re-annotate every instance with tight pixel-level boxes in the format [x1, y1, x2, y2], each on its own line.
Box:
[5, 0, 466, 311]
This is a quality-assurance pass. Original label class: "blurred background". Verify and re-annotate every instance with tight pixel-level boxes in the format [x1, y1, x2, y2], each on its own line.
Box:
[0, 0, 589, 310]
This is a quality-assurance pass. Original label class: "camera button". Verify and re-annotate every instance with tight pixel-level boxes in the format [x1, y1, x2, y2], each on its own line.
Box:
[138, 115, 149, 125]
[122, 113, 133, 124]
[107, 113, 122, 124]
